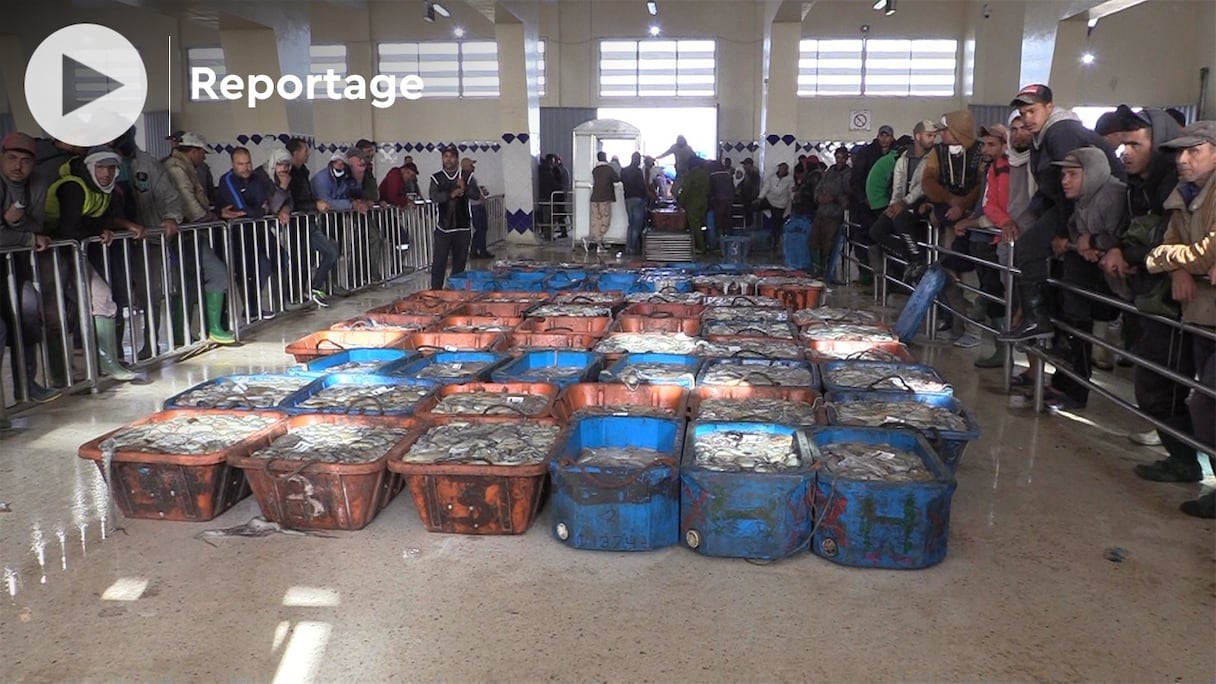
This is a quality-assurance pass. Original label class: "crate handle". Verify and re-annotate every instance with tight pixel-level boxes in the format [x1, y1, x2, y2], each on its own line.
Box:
[414, 344, 447, 353]
[481, 401, 529, 416]
[646, 310, 674, 319]
[866, 374, 915, 393]
[344, 392, 389, 415]
[734, 326, 773, 337]
[544, 326, 574, 333]
[556, 455, 678, 489]
[346, 319, 374, 330]
[730, 349, 769, 359]
[315, 338, 347, 351]
[743, 370, 777, 386]
[265, 458, 321, 479]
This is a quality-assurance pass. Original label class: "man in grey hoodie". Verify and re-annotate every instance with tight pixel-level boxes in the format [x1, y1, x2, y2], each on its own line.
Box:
[1042, 148, 1127, 410]
[1000, 84, 1124, 343]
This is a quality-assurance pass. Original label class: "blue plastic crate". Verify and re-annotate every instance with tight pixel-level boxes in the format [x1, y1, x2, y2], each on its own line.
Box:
[819, 360, 953, 397]
[597, 272, 642, 294]
[391, 351, 510, 384]
[491, 350, 604, 390]
[806, 426, 957, 569]
[280, 373, 437, 416]
[549, 416, 685, 551]
[163, 373, 314, 411]
[720, 235, 751, 266]
[680, 421, 814, 560]
[290, 349, 418, 378]
[697, 358, 820, 390]
[447, 270, 499, 292]
[548, 269, 591, 290]
[600, 353, 703, 389]
[823, 390, 980, 472]
[636, 269, 693, 293]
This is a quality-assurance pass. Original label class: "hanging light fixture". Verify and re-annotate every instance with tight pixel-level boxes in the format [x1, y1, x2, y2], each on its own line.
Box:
[885, 0, 897, 15]
[423, 1, 435, 23]
[433, 2, 451, 17]
[647, 1, 658, 15]
[872, 0, 886, 9]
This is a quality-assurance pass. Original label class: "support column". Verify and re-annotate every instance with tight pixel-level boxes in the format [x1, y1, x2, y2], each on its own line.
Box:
[761, 21, 801, 177]
[496, 18, 540, 243]
[0, 35, 36, 133]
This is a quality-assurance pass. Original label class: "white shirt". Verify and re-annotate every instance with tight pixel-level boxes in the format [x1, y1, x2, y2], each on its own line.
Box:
[760, 173, 794, 209]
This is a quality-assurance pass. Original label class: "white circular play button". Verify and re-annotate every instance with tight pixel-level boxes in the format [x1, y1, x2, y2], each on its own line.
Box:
[24, 23, 148, 148]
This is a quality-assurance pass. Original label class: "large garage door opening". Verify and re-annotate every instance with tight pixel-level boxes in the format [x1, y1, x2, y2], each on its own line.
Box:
[595, 106, 718, 165]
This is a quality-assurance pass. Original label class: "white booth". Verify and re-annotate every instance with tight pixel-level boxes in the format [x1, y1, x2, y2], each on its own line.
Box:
[572, 119, 641, 249]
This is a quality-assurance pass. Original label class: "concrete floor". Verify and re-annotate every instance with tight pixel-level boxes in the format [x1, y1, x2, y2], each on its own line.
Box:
[1, 245, 1213, 682]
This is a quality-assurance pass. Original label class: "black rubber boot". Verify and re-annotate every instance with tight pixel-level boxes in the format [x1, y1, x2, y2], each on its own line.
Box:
[999, 281, 1053, 343]
[1180, 491, 1216, 519]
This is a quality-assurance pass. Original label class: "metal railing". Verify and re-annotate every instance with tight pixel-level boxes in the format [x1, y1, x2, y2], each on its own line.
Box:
[535, 190, 572, 242]
[1, 202, 439, 414]
[484, 194, 506, 247]
[839, 214, 1216, 457]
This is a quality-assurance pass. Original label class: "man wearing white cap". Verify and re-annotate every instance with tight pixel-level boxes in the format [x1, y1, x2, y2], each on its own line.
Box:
[162, 132, 236, 345]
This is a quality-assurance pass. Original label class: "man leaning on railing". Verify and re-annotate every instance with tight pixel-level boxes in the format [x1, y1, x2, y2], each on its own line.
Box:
[44, 147, 144, 382]
[1142, 121, 1216, 520]
[0, 131, 58, 401]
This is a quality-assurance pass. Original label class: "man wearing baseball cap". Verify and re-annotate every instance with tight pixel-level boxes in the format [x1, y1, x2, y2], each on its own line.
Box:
[0, 131, 60, 402]
[1144, 121, 1216, 518]
[999, 83, 1124, 343]
[848, 123, 897, 286]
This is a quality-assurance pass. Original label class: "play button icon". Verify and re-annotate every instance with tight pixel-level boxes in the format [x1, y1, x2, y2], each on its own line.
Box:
[25, 23, 148, 148]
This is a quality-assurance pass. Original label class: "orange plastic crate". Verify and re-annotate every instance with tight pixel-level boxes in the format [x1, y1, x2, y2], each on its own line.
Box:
[509, 331, 599, 351]
[77, 409, 287, 521]
[285, 330, 411, 363]
[437, 315, 522, 334]
[552, 382, 688, 423]
[414, 382, 560, 422]
[516, 316, 612, 336]
[228, 414, 418, 530]
[613, 315, 701, 336]
[330, 312, 439, 332]
[406, 331, 509, 353]
[388, 417, 564, 534]
[687, 385, 822, 424]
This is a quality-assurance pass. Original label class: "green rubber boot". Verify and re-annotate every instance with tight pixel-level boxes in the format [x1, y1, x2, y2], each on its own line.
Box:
[93, 316, 136, 381]
[205, 292, 236, 345]
[170, 295, 187, 346]
[975, 317, 1007, 368]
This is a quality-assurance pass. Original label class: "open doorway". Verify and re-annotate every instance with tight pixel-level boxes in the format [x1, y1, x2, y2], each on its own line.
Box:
[596, 106, 718, 163]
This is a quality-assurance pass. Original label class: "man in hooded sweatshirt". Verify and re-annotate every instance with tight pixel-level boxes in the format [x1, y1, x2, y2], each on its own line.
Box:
[44, 147, 146, 381]
[1143, 121, 1216, 518]
[1040, 148, 1127, 410]
[870, 120, 935, 279]
[999, 84, 1124, 343]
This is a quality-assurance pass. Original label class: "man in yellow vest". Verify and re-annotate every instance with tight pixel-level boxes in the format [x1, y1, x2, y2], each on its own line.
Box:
[44, 147, 146, 382]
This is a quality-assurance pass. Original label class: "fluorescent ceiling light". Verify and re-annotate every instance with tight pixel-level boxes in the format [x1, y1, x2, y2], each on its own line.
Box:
[433, 2, 451, 17]
[647, 1, 658, 15]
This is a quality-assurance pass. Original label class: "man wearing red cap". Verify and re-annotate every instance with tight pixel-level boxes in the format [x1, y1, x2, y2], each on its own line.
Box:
[0, 132, 59, 401]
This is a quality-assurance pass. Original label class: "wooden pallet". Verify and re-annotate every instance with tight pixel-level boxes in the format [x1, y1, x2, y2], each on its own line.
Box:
[644, 232, 694, 262]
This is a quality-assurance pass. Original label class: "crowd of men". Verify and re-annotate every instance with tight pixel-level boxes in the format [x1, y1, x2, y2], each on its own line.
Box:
[0, 131, 496, 413]
[812, 86, 1213, 519]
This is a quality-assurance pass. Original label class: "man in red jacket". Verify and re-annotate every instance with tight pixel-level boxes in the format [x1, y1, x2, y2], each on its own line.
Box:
[378, 160, 421, 207]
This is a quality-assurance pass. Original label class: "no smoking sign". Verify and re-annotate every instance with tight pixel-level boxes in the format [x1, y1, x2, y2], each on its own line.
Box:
[849, 110, 872, 132]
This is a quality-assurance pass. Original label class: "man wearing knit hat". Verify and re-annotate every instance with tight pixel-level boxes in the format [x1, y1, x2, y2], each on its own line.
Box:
[44, 147, 147, 381]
